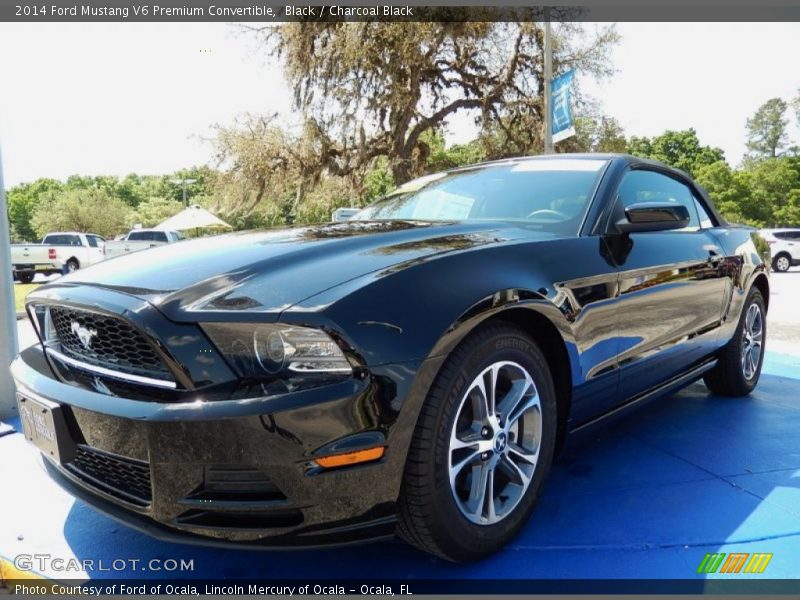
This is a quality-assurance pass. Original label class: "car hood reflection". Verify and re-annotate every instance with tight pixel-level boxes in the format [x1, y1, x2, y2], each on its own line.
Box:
[54, 220, 559, 317]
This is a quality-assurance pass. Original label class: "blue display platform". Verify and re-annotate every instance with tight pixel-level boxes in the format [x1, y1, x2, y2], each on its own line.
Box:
[1, 350, 799, 582]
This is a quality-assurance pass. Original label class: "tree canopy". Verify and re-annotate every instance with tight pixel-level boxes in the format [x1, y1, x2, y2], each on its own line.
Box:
[30, 189, 131, 239]
[7, 167, 215, 242]
[247, 21, 618, 184]
[626, 129, 725, 177]
[8, 26, 800, 240]
[745, 98, 792, 159]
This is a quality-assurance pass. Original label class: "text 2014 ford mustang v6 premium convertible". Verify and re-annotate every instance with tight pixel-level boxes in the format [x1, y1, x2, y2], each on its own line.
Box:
[13, 154, 768, 561]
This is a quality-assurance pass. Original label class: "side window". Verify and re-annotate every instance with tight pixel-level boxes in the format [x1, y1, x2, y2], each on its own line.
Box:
[616, 170, 700, 230]
[693, 196, 714, 229]
[86, 236, 98, 248]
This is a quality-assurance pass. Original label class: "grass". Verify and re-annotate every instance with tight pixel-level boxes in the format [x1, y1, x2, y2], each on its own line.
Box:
[13, 284, 39, 313]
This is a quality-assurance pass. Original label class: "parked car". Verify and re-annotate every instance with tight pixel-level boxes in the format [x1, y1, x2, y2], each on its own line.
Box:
[103, 229, 183, 259]
[760, 228, 800, 272]
[11, 232, 106, 283]
[13, 154, 769, 562]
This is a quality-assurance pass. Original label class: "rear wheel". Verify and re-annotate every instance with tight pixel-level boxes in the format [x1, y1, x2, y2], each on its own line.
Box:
[397, 324, 557, 562]
[773, 253, 791, 272]
[65, 259, 79, 273]
[18, 272, 34, 284]
[704, 287, 766, 396]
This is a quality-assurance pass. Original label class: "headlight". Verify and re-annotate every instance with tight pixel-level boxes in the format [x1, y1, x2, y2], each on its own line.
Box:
[202, 323, 353, 379]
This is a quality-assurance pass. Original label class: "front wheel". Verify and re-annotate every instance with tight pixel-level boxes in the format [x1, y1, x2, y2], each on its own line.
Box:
[397, 324, 557, 562]
[772, 254, 791, 273]
[704, 287, 766, 396]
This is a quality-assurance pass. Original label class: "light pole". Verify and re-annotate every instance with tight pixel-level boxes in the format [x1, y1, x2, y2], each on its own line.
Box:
[543, 6, 553, 154]
[0, 142, 19, 419]
[170, 177, 197, 207]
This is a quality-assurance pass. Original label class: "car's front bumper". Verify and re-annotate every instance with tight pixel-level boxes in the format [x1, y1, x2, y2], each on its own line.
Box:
[11, 345, 442, 548]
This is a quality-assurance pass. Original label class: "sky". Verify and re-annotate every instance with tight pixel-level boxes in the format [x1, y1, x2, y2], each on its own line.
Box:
[0, 21, 799, 188]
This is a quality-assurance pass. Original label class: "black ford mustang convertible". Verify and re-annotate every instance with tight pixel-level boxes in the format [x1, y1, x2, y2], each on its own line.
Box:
[13, 154, 768, 561]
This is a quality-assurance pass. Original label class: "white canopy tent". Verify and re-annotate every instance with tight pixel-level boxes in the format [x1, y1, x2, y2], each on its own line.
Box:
[155, 204, 232, 233]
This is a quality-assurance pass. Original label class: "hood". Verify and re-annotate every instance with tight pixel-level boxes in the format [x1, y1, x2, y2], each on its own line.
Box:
[57, 220, 551, 319]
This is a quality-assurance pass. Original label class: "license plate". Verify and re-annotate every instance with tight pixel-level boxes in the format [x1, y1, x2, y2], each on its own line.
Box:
[17, 394, 75, 464]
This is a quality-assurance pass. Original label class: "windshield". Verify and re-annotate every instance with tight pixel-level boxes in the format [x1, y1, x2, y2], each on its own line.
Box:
[128, 231, 167, 242]
[354, 158, 608, 235]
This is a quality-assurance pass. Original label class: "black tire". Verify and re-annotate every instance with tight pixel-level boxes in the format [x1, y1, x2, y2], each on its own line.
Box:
[772, 253, 791, 273]
[65, 259, 80, 273]
[703, 287, 766, 396]
[18, 273, 35, 284]
[397, 323, 557, 562]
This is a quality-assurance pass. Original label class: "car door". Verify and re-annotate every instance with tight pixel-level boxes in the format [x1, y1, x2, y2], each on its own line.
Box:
[84, 235, 105, 265]
[604, 167, 730, 404]
[786, 231, 800, 261]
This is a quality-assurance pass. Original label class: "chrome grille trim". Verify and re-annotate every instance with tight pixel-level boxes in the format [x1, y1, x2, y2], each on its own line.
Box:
[48, 348, 177, 389]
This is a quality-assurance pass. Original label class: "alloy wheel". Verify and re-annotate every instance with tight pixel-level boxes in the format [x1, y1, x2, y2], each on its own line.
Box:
[448, 361, 542, 525]
[776, 256, 790, 272]
[741, 302, 763, 380]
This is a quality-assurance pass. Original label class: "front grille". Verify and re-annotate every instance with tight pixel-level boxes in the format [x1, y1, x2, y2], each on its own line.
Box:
[65, 445, 152, 507]
[50, 307, 170, 378]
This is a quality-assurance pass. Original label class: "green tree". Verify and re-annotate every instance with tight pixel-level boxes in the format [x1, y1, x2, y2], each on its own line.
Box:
[132, 197, 184, 228]
[212, 114, 316, 222]
[422, 130, 486, 173]
[794, 89, 800, 128]
[747, 157, 800, 226]
[249, 20, 618, 184]
[31, 189, 131, 238]
[6, 178, 64, 241]
[561, 115, 627, 153]
[745, 98, 791, 159]
[694, 161, 756, 225]
[162, 166, 218, 206]
[627, 129, 725, 176]
[360, 158, 396, 204]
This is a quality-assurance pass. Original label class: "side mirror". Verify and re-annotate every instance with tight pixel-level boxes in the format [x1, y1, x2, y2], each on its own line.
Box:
[616, 202, 691, 233]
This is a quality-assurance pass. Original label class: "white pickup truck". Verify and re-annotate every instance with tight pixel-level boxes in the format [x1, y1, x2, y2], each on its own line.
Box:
[103, 229, 183, 260]
[11, 232, 106, 283]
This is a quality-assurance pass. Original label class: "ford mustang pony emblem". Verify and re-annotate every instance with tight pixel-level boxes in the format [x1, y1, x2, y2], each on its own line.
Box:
[70, 321, 98, 350]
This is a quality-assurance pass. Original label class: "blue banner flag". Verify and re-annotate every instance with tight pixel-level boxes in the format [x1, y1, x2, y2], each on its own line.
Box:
[551, 70, 576, 144]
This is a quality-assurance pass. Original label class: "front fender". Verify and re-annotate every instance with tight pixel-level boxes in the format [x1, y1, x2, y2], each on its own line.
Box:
[280, 238, 604, 378]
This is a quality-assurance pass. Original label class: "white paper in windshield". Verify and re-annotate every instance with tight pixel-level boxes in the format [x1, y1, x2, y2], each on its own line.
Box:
[412, 190, 474, 220]
[511, 159, 605, 172]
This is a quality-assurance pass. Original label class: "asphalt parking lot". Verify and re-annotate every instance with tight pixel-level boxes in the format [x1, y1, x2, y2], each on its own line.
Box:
[2, 269, 799, 582]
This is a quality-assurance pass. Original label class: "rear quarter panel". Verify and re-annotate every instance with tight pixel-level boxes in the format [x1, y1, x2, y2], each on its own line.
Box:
[709, 226, 770, 344]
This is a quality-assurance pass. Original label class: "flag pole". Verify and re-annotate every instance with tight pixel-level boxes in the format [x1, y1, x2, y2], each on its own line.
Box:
[543, 6, 554, 154]
[0, 141, 20, 419]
